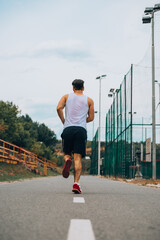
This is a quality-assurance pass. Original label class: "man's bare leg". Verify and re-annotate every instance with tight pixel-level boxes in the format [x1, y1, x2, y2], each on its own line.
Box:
[74, 153, 82, 183]
[64, 154, 71, 162]
[62, 154, 72, 178]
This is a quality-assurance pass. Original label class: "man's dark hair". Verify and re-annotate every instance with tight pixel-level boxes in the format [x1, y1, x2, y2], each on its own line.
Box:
[72, 79, 84, 90]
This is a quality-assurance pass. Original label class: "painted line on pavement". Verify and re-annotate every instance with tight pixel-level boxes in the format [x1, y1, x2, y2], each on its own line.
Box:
[73, 197, 85, 203]
[67, 219, 96, 240]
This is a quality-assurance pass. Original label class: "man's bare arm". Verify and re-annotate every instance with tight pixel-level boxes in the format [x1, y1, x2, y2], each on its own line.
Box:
[57, 94, 68, 124]
[87, 97, 94, 123]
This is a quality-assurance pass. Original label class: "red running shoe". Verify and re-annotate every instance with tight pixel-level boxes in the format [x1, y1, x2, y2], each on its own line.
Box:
[62, 159, 72, 178]
[72, 183, 82, 194]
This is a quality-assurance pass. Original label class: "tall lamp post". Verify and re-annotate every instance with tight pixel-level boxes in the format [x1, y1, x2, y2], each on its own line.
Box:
[108, 88, 119, 176]
[108, 88, 120, 141]
[96, 74, 107, 175]
[92, 111, 98, 139]
[155, 80, 160, 124]
[142, 3, 160, 179]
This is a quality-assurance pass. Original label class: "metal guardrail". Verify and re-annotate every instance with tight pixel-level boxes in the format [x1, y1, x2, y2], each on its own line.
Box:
[0, 139, 57, 175]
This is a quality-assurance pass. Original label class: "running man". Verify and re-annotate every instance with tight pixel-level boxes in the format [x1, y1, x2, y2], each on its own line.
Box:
[57, 79, 94, 194]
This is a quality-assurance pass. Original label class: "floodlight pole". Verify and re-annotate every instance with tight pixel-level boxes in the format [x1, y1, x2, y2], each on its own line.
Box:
[92, 111, 98, 139]
[151, 11, 156, 179]
[96, 74, 106, 175]
[98, 77, 101, 176]
[155, 81, 160, 122]
[143, 6, 158, 179]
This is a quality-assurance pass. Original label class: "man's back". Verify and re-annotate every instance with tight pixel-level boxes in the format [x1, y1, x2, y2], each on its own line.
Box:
[64, 93, 89, 129]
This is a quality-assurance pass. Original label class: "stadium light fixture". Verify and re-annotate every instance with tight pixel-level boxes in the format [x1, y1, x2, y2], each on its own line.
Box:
[154, 3, 160, 11]
[144, 7, 154, 14]
[108, 88, 119, 98]
[96, 75, 106, 80]
[142, 16, 151, 24]
[109, 88, 115, 93]
[115, 89, 120, 93]
[129, 111, 137, 115]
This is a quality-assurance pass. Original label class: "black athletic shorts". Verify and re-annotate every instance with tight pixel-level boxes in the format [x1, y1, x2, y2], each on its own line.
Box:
[61, 126, 87, 158]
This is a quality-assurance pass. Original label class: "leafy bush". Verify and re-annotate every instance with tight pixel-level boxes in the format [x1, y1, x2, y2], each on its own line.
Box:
[0, 101, 57, 161]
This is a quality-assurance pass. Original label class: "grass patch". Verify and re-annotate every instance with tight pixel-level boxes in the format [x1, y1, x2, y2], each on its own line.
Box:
[0, 162, 60, 182]
[126, 178, 160, 186]
[100, 175, 160, 187]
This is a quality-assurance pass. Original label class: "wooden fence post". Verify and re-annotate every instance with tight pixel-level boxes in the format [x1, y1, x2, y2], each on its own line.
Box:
[43, 161, 47, 176]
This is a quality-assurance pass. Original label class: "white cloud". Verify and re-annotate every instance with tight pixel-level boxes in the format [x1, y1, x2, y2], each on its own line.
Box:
[0, 39, 91, 61]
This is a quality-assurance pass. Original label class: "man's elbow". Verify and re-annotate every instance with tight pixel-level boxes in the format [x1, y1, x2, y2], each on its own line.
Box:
[91, 116, 94, 121]
[57, 106, 61, 113]
[87, 115, 94, 122]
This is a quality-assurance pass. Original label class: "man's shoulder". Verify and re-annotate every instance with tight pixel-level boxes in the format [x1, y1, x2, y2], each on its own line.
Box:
[87, 96, 94, 102]
[87, 96, 94, 106]
[63, 94, 69, 99]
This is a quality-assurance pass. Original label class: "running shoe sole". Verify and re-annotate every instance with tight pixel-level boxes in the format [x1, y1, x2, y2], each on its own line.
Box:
[72, 187, 82, 194]
[62, 159, 72, 178]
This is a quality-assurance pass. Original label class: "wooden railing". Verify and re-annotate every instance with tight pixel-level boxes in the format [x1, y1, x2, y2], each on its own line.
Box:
[0, 139, 57, 175]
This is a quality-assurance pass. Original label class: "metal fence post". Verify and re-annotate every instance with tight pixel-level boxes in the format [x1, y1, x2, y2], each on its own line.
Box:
[135, 149, 143, 179]
[131, 64, 133, 177]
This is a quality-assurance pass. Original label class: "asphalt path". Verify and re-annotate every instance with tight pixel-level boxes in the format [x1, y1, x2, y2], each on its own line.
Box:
[0, 175, 160, 240]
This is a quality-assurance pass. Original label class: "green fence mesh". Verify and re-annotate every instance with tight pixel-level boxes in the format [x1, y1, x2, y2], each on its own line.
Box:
[91, 64, 160, 179]
[104, 66, 133, 178]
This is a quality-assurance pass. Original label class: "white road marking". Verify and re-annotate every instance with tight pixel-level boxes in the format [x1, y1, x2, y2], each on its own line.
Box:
[73, 197, 85, 203]
[67, 219, 96, 240]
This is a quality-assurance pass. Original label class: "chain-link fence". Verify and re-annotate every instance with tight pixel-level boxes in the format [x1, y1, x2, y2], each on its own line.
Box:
[91, 64, 160, 178]
[104, 66, 132, 178]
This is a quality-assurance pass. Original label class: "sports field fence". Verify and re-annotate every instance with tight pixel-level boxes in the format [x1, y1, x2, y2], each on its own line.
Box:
[91, 64, 160, 179]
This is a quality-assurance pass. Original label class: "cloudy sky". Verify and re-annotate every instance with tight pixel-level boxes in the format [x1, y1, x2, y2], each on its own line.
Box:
[0, 0, 160, 140]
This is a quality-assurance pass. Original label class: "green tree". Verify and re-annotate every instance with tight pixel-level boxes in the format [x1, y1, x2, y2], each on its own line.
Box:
[56, 155, 64, 167]
[37, 123, 57, 149]
[0, 101, 58, 161]
[0, 101, 20, 143]
[30, 141, 45, 156]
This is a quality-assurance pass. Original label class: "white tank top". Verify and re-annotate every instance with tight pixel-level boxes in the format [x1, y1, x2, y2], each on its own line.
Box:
[64, 93, 89, 130]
